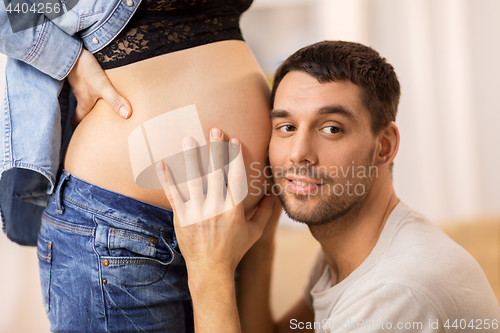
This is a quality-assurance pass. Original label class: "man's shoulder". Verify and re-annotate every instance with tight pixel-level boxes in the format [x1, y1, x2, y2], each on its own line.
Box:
[311, 204, 500, 328]
[383, 206, 480, 277]
[333, 278, 499, 332]
[354, 205, 500, 318]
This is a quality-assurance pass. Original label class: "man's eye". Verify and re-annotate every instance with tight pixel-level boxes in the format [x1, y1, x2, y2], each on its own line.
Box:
[321, 126, 341, 134]
[278, 125, 296, 132]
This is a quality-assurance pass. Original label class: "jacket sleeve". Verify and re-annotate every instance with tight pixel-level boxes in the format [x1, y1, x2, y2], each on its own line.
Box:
[0, 6, 83, 81]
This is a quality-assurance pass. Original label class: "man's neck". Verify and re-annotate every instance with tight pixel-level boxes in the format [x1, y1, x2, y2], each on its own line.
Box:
[308, 179, 399, 286]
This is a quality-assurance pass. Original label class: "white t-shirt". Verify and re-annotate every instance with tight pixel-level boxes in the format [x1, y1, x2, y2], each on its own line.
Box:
[302, 201, 500, 332]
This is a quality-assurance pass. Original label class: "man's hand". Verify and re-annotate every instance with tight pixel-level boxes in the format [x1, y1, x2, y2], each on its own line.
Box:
[67, 48, 132, 128]
[156, 127, 277, 277]
[155, 127, 278, 333]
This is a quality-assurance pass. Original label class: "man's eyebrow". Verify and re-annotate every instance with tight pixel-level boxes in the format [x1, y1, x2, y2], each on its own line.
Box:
[269, 110, 291, 119]
[316, 105, 357, 119]
[269, 105, 357, 120]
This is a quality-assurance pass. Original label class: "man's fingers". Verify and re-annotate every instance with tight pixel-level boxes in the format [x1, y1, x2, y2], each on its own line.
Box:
[249, 194, 278, 235]
[206, 128, 226, 210]
[209, 128, 226, 171]
[257, 196, 283, 244]
[100, 82, 132, 119]
[183, 136, 204, 202]
[156, 160, 184, 215]
[226, 138, 248, 206]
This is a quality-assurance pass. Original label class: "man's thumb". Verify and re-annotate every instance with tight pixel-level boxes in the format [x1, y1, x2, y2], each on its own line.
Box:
[250, 194, 278, 230]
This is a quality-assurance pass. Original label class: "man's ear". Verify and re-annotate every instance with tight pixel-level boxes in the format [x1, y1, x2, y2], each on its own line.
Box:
[375, 121, 400, 168]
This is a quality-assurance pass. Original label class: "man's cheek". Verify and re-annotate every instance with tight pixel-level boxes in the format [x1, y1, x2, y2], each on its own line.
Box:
[268, 139, 280, 168]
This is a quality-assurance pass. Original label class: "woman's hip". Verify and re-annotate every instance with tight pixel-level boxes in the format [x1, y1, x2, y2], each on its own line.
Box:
[38, 166, 192, 332]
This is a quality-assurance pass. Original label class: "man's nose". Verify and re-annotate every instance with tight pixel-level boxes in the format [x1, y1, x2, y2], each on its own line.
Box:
[289, 130, 318, 165]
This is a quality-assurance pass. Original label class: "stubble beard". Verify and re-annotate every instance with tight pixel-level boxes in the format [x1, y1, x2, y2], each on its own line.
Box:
[275, 149, 375, 227]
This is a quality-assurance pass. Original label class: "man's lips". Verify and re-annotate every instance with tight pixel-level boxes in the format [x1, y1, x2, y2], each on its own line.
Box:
[285, 175, 323, 185]
[284, 175, 325, 194]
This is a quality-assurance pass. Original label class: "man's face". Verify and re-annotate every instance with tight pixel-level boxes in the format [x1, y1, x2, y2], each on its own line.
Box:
[269, 71, 378, 226]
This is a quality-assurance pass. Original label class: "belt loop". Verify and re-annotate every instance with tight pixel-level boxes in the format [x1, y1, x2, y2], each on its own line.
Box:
[55, 171, 71, 214]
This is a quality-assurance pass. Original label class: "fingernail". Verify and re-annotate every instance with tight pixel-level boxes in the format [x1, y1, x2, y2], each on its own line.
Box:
[211, 128, 222, 140]
[156, 161, 163, 172]
[183, 136, 195, 149]
[119, 106, 129, 118]
[230, 138, 239, 149]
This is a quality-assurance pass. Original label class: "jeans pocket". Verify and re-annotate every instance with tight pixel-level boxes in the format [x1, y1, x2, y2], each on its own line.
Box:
[94, 216, 176, 287]
[37, 234, 53, 313]
[108, 228, 158, 258]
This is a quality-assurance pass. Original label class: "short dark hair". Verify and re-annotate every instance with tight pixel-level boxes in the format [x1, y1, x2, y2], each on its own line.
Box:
[270, 41, 401, 134]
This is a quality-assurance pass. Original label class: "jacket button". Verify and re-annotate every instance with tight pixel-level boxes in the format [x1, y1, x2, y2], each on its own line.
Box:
[126, 0, 134, 7]
[151, 237, 158, 245]
[102, 259, 109, 266]
[102, 279, 107, 284]
[92, 37, 99, 44]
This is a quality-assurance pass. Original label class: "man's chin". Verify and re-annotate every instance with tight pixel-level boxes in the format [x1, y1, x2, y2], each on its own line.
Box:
[278, 191, 364, 227]
[279, 193, 320, 210]
[278, 194, 329, 225]
[282, 209, 332, 226]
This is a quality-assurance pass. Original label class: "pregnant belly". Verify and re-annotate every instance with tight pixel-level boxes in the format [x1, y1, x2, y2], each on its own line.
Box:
[62, 41, 272, 216]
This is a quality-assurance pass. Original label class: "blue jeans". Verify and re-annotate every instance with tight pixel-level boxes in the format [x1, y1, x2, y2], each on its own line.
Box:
[37, 167, 194, 332]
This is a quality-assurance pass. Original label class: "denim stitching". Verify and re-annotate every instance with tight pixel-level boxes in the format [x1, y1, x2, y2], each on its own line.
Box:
[37, 250, 51, 259]
[59, 0, 105, 19]
[80, 10, 106, 18]
[25, 16, 48, 63]
[110, 228, 156, 244]
[63, 197, 138, 225]
[104, 260, 161, 266]
[55, 172, 69, 213]
[63, 196, 169, 234]
[3, 83, 12, 164]
[80, 0, 137, 39]
[102, 255, 172, 266]
[90, 215, 108, 332]
[42, 215, 93, 235]
[4, 161, 56, 195]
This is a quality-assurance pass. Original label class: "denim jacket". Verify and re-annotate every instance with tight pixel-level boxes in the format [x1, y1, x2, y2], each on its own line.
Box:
[0, 0, 142, 245]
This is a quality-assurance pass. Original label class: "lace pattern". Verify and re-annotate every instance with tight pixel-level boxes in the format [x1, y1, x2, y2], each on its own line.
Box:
[94, 0, 252, 69]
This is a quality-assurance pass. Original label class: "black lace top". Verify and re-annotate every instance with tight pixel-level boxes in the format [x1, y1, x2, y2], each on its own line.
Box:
[95, 0, 253, 69]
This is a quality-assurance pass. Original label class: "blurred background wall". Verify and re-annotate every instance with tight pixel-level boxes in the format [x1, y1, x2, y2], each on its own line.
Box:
[1, 0, 499, 331]
[243, 0, 500, 222]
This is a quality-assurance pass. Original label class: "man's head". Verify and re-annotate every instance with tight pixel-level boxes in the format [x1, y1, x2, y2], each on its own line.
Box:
[271, 41, 400, 134]
[269, 41, 401, 227]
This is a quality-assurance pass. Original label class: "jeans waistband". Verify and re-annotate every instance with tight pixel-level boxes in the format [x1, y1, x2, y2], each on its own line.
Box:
[53, 166, 174, 234]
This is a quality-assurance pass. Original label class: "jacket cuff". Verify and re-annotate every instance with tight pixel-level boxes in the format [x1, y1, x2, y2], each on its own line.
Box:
[26, 17, 83, 81]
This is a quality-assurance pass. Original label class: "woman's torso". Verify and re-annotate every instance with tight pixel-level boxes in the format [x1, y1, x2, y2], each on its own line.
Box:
[62, 40, 272, 216]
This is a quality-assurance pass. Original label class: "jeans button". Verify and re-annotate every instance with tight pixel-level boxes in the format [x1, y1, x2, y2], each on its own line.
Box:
[102, 259, 109, 266]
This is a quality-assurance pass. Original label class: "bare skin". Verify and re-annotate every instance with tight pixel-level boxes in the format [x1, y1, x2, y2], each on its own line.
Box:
[268, 72, 400, 288]
[67, 48, 132, 127]
[243, 72, 400, 333]
[63, 41, 272, 216]
[164, 71, 401, 333]
[157, 128, 281, 333]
